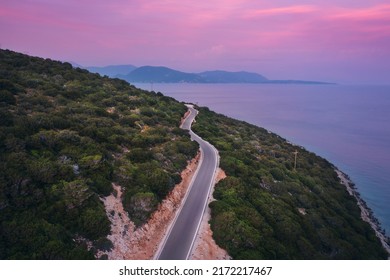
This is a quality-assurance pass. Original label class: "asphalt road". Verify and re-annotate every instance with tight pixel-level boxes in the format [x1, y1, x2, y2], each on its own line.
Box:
[156, 105, 219, 260]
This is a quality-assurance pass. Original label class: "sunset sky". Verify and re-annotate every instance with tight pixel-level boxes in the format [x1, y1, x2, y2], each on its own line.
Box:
[1, 0, 390, 84]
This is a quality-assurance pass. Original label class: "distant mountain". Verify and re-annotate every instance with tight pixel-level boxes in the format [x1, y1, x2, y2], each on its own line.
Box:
[121, 66, 203, 83]
[72, 62, 333, 84]
[119, 65, 332, 84]
[86, 64, 137, 78]
[70, 62, 84, 68]
[120, 66, 268, 83]
[74, 62, 333, 84]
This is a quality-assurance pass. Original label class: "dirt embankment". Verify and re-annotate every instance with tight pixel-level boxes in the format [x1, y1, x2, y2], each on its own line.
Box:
[97, 108, 230, 260]
[97, 152, 201, 259]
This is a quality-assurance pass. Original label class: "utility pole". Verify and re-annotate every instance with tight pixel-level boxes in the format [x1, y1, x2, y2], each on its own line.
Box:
[293, 150, 298, 171]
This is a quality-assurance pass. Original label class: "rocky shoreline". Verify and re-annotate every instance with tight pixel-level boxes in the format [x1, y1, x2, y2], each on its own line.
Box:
[335, 169, 390, 256]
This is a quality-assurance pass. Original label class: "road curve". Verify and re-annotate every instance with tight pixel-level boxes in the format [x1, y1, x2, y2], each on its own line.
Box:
[156, 105, 219, 260]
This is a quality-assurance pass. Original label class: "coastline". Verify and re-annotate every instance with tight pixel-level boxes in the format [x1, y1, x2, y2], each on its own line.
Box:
[335, 169, 390, 256]
[142, 83, 390, 246]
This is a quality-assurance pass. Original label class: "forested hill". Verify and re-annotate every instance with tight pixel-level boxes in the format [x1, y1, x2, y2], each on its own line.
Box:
[192, 108, 388, 259]
[0, 49, 198, 259]
[0, 49, 387, 259]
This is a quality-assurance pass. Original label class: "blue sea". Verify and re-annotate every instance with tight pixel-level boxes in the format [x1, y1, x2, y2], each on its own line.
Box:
[136, 83, 390, 235]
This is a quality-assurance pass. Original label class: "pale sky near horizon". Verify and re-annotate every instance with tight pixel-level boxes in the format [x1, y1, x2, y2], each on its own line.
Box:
[1, 0, 390, 84]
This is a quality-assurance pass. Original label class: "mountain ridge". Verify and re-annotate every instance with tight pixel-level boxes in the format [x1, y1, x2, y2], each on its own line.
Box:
[79, 64, 333, 84]
[122, 66, 204, 83]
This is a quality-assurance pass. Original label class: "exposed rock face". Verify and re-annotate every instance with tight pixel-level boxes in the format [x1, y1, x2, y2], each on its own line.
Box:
[97, 153, 201, 259]
[97, 106, 231, 260]
[95, 183, 133, 259]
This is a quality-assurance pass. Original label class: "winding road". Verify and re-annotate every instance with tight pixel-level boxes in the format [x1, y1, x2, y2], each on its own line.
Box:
[156, 105, 219, 260]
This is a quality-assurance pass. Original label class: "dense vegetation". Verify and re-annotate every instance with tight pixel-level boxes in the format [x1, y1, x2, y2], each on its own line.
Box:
[0, 49, 197, 259]
[192, 107, 388, 259]
[0, 49, 386, 260]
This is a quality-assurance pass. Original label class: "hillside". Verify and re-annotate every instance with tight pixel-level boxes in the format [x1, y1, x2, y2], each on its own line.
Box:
[0, 49, 386, 259]
[0, 49, 197, 259]
[192, 108, 388, 259]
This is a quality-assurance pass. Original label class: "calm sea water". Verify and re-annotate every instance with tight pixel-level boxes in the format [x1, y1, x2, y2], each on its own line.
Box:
[136, 83, 390, 234]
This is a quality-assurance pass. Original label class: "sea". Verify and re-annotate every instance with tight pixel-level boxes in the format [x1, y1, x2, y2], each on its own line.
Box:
[135, 83, 390, 235]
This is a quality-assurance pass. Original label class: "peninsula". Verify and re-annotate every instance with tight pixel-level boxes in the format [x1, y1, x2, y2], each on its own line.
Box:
[85, 65, 333, 85]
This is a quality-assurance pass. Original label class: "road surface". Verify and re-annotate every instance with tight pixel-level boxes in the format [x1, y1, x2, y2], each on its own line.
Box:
[156, 105, 219, 260]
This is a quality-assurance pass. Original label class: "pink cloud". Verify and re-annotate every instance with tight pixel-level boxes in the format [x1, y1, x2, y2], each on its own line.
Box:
[0, 6, 96, 32]
[244, 5, 317, 18]
[329, 4, 390, 21]
[299, 4, 390, 51]
[223, 3, 390, 57]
